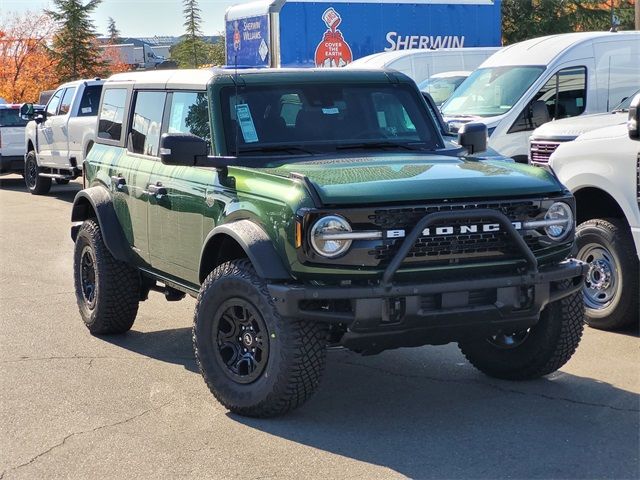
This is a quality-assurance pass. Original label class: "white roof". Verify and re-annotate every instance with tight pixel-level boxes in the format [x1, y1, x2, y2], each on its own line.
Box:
[348, 47, 501, 69]
[106, 69, 215, 89]
[482, 31, 640, 67]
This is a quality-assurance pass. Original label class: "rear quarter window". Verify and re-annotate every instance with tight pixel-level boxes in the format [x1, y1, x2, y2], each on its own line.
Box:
[98, 88, 128, 142]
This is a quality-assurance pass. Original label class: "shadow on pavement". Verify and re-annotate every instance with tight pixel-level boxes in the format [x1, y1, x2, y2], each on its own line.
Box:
[101, 325, 639, 478]
[232, 348, 640, 479]
[102, 327, 198, 373]
[0, 176, 80, 203]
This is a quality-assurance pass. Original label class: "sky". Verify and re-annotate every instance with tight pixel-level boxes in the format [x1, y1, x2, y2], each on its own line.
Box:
[0, 0, 246, 37]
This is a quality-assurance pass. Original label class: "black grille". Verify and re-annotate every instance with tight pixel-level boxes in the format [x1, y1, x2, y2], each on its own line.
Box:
[366, 201, 541, 264]
[530, 141, 561, 164]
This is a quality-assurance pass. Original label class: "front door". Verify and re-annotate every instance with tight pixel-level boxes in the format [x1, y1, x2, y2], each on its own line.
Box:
[36, 88, 64, 167]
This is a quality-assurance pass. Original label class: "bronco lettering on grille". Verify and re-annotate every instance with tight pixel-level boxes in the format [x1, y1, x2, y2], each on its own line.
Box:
[384, 222, 523, 239]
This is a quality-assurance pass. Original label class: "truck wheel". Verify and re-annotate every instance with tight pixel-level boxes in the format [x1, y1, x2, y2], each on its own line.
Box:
[575, 218, 638, 330]
[73, 219, 140, 334]
[24, 151, 51, 195]
[193, 259, 327, 417]
[459, 290, 584, 380]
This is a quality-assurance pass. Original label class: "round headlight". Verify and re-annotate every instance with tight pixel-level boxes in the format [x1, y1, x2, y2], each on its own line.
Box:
[544, 202, 573, 241]
[310, 215, 352, 258]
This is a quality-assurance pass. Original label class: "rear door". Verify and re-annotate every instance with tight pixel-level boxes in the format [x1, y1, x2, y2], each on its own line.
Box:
[37, 88, 64, 166]
[147, 90, 212, 284]
[68, 84, 103, 162]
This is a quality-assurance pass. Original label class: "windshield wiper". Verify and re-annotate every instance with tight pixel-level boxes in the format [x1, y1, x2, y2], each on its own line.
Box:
[336, 141, 431, 152]
[237, 145, 315, 155]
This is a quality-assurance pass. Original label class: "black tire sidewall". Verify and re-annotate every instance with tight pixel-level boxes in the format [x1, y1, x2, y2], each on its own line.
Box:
[194, 273, 288, 410]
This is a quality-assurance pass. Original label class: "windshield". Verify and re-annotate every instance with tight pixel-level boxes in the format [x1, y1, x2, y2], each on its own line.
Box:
[441, 66, 545, 117]
[418, 76, 467, 106]
[221, 83, 442, 156]
[0, 108, 27, 127]
[612, 89, 640, 112]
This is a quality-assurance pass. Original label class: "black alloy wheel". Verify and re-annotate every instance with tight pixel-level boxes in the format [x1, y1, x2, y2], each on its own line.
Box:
[79, 245, 98, 309]
[213, 299, 269, 384]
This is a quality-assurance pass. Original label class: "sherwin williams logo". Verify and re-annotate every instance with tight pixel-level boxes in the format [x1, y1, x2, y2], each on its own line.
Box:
[314, 7, 353, 68]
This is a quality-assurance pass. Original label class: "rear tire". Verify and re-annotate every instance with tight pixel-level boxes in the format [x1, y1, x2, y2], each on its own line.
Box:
[193, 259, 327, 417]
[24, 151, 51, 195]
[575, 218, 638, 330]
[73, 219, 140, 334]
[459, 290, 584, 380]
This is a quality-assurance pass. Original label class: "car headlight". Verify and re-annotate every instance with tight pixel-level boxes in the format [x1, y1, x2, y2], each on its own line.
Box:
[544, 202, 573, 241]
[310, 215, 352, 258]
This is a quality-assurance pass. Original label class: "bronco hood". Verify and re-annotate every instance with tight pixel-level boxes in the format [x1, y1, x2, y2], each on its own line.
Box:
[262, 153, 563, 205]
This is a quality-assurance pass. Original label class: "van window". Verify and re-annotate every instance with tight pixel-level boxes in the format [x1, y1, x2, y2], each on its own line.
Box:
[167, 92, 210, 143]
[78, 85, 103, 117]
[98, 88, 127, 142]
[442, 66, 545, 118]
[46, 89, 64, 116]
[129, 91, 166, 157]
[59, 87, 76, 115]
[509, 66, 587, 133]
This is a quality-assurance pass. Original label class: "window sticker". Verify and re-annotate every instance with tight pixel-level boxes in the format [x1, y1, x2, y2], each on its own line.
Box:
[322, 107, 339, 115]
[81, 107, 92, 114]
[235, 103, 258, 143]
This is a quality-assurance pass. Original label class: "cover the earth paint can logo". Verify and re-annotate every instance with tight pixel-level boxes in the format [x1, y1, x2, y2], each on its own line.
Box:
[315, 7, 353, 67]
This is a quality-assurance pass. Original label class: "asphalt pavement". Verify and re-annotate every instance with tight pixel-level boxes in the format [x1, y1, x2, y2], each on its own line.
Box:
[0, 174, 638, 480]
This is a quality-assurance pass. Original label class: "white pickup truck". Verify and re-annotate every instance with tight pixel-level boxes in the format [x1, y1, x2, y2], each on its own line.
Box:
[22, 79, 103, 194]
[548, 93, 640, 330]
[1, 104, 30, 175]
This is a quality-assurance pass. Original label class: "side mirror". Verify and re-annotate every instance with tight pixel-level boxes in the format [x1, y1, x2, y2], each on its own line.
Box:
[531, 100, 550, 127]
[20, 103, 34, 119]
[458, 122, 487, 154]
[34, 113, 46, 124]
[160, 133, 208, 166]
[628, 93, 640, 140]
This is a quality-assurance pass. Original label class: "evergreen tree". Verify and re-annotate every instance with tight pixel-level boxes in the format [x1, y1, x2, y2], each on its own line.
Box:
[107, 17, 120, 44]
[181, 0, 203, 68]
[46, 0, 107, 81]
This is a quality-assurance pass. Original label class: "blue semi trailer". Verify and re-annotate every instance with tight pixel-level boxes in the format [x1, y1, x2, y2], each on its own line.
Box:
[225, 0, 502, 68]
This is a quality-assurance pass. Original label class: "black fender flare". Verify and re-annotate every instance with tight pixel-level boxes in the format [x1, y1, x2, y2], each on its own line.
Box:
[70, 186, 132, 263]
[201, 220, 291, 281]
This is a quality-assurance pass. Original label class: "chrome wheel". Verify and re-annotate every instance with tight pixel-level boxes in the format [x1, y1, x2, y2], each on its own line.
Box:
[577, 243, 618, 310]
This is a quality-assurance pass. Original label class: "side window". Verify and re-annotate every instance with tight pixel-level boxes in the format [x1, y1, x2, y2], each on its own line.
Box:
[129, 91, 166, 157]
[59, 87, 76, 115]
[509, 66, 587, 133]
[98, 88, 127, 142]
[78, 85, 103, 117]
[168, 91, 210, 143]
[46, 89, 64, 116]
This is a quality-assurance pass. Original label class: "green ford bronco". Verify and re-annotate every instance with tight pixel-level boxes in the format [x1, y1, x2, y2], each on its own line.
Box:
[71, 68, 586, 417]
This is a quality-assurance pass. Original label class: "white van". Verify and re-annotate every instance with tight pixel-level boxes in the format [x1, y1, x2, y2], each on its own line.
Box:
[441, 31, 640, 163]
[346, 47, 501, 86]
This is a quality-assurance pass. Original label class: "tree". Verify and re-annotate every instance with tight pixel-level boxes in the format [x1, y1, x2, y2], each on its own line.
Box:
[0, 12, 59, 103]
[179, 0, 204, 68]
[170, 35, 225, 69]
[46, 0, 107, 82]
[502, 0, 637, 45]
[107, 17, 120, 44]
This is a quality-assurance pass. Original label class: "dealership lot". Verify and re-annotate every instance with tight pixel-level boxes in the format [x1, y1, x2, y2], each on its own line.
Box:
[0, 175, 638, 479]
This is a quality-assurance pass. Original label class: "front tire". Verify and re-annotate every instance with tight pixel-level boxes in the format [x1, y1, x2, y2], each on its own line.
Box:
[459, 290, 584, 380]
[193, 259, 327, 417]
[73, 219, 140, 334]
[575, 218, 638, 330]
[24, 151, 51, 195]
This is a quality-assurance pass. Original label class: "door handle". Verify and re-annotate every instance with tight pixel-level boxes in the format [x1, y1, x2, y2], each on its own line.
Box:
[147, 182, 167, 198]
[111, 175, 126, 189]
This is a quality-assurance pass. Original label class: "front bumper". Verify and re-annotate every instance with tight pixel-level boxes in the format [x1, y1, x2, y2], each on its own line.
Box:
[268, 260, 586, 351]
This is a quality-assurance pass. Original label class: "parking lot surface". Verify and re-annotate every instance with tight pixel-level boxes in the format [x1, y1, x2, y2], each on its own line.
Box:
[0, 175, 638, 479]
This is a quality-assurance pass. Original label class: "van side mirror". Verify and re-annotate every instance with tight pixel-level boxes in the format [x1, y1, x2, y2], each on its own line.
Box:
[20, 103, 34, 119]
[160, 133, 208, 166]
[458, 122, 487, 154]
[628, 94, 640, 140]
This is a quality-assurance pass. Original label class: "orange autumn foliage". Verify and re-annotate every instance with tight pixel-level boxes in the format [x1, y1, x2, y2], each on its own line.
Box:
[0, 12, 59, 103]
